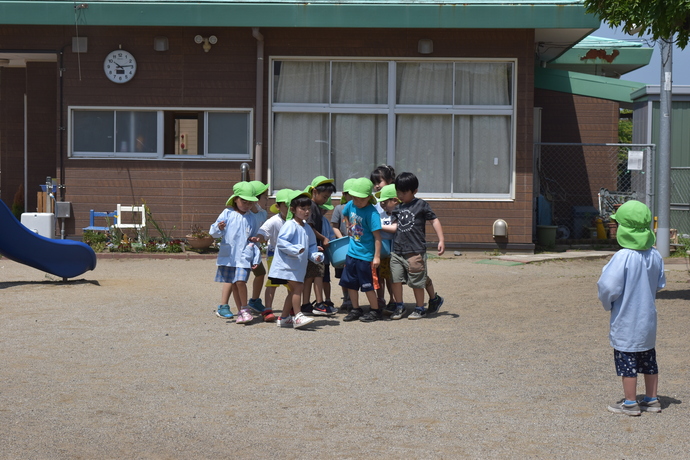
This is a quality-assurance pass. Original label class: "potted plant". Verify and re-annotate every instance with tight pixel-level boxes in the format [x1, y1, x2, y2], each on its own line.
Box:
[186, 224, 214, 250]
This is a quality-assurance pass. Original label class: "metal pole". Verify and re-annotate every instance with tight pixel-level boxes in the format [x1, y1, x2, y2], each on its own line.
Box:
[656, 38, 672, 257]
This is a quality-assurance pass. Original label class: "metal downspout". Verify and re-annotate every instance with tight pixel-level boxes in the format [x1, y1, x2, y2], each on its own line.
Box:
[252, 28, 264, 182]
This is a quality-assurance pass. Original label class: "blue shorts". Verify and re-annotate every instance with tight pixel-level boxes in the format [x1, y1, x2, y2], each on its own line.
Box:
[339, 255, 379, 292]
[215, 266, 251, 284]
[614, 348, 658, 377]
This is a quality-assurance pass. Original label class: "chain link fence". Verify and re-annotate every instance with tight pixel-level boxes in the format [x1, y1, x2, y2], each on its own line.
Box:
[534, 143, 655, 240]
[671, 167, 690, 237]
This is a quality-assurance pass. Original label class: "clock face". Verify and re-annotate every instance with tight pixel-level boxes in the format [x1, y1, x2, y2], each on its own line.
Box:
[103, 50, 137, 83]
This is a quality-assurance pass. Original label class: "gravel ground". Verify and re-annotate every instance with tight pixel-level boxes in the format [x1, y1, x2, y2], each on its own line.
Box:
[1, 253, 689, 459]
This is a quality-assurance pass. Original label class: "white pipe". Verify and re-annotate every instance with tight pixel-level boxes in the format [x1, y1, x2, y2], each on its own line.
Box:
[252, 27, 264, 182]
[24, 94, 27, 213]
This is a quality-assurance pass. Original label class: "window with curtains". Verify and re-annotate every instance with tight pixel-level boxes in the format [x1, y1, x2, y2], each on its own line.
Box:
[69, 107, 252, 160]
[270, 59, 515, 199]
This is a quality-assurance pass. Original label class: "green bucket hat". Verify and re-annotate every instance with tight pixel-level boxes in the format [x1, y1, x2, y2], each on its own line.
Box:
[306, 175, 335, 193]
[286, 189, 312, 220]
[320, 196, 334, 211]
[249, 180, 269, 197]
[226, 181, 259, 208]
[342, 178, 357, 194]
[375, 184, 399, 203]
[269, 188, 291, 214]
[348, 178, 376, 205]
[611, 200, 656, 250]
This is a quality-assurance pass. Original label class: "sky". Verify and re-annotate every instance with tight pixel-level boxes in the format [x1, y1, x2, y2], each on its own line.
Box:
[593, 21, 690, 85]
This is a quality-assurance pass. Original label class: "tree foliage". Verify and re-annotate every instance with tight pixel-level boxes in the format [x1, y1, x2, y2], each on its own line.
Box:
[584, 0, 690, 49]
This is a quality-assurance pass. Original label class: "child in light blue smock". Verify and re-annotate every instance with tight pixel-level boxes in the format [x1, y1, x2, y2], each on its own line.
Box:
[210, 182, 262, 324]
[267, 190, 324, 329]
[597, 200, 666, 416]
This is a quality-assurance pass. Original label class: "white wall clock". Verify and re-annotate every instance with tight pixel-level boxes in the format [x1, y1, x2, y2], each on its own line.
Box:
[103, 49, 137, 83]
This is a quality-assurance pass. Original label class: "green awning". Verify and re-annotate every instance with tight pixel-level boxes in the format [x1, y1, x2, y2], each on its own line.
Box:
[0, 1, 600, 28]
[535, 67, 645, 104]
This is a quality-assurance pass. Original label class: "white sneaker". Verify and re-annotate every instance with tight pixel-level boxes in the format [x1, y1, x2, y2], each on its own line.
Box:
[293, 312, 315, 329]
[277, 315, 294, 328]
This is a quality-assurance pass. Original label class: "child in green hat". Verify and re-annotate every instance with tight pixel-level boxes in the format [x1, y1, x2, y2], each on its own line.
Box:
[597, 200, 666, 416]
[210, 181, 262, 324]
[246, 180, 270, 316]
[267, 189, 324, 329]
[339, 178, 384, 323]
[303, 176, 337, 317]
[254, 188, 292, 320]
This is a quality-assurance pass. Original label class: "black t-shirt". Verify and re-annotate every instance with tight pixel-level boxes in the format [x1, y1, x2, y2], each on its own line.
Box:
[391, 197, 437, 255]
[307, 200, 324, 242]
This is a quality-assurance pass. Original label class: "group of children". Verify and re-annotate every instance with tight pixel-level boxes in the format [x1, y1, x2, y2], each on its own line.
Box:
[209, 172, 667, 414]
[210, 166, 444, 329]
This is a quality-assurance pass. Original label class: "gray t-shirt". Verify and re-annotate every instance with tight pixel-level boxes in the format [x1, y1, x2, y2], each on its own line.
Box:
[330, 204, 347, 237]
[391, 197, 437, 255]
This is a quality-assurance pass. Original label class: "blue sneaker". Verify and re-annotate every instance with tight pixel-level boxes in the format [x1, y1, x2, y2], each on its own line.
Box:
[215, 304, 233, 319]
[248, 298, 265, 313]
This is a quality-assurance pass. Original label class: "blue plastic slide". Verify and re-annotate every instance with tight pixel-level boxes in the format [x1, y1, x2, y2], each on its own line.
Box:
[0, 200, 97, 279]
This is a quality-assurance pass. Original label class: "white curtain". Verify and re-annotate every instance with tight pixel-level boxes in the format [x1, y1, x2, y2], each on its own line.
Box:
[454, 116, 511, 194]
[274, 61, 388, 190]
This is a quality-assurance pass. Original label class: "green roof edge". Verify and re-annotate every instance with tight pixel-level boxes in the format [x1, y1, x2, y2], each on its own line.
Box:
[0, 2, 600, 28]
[534, 67, 645, 104]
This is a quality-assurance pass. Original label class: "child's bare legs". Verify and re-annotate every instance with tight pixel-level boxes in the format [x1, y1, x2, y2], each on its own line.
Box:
[251, 274, 264, 302]
[264, 286, 277, 309]
[323, 281, 331, 302]
[231, 281, 249, 309]
[644, 373, 659, 399]
[303, 278, 314, 306]
[364, 289, 379, 311]
[392, 282, 403, 305]
[412, 287, 425, 308]
[425, 277, 436, 301]
[313, 276, 324, 303]
[623, 374, 658, 401]
[285, 281, 304, 317]
[220, 283, 233, 309]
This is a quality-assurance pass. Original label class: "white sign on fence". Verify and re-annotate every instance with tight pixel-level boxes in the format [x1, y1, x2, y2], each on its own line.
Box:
[628, 150, 644, 171]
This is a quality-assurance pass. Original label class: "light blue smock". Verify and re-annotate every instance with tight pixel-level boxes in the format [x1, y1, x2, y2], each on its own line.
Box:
[267, 219, 320, 282]
[209, 208, 260, 268]
[597, 248, 666, 352]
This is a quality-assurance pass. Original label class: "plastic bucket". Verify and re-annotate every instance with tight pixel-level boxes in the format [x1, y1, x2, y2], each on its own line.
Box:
[327, 236, 391, 268]
[327, 236, 350, 268]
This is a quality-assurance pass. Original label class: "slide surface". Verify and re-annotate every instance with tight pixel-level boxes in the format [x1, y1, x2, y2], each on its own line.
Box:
[0, 200, 97, 279]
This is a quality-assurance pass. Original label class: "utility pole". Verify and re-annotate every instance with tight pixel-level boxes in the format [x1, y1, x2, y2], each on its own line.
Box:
[656, 37, 672, 257]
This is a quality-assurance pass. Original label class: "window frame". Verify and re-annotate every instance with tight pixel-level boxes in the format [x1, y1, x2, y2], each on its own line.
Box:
[268, 57, 517, 201]
[68, 106, 253, 161]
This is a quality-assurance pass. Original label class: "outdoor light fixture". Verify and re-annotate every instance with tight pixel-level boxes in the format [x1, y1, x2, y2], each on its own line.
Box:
[418, 39, 433, 55]
[194, 35, 217, 52]
[154, 36, 169, 52]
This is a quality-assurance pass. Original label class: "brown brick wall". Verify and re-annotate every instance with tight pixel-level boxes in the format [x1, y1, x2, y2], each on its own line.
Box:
[1, 25, 535, 248]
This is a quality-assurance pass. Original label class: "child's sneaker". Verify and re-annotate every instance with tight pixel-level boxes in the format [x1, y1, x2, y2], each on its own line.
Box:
[639, 398, 662, 413]
[235, 308, 254, 324]
[312, 302, 329, 316]
[300, 303, 314, 316]
[248, 298, 265, 313]
[359, 309, 381, 322]
[390, 303, 406, 320]
[383, 302, 396, 316]
[215, 304, 233, 319]
[323, 300, 338, 316]
[261, 309, 276, 322]
[427, 294, 444, 314]
[277, 316, 294, 328]
[293, 312, 315, 329]
[343, 308, 364, 322]
[339, 300, 352, 313]
[408, 307, 426, 320]
[607, 399, 641, 416]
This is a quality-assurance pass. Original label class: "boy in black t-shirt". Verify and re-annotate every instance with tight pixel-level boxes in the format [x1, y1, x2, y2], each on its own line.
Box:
[385, 172, 445, 319]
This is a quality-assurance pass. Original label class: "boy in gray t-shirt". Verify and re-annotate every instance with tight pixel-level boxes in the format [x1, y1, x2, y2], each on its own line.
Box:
[386, 172, 445, 320]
